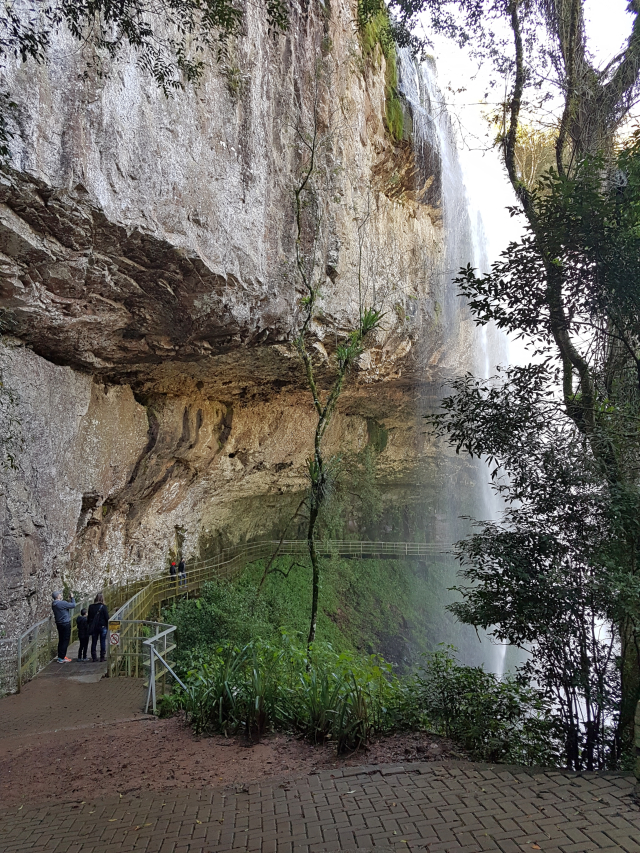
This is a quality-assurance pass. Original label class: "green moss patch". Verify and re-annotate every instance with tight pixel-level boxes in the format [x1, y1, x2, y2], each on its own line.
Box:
[358, 0, 405, 142]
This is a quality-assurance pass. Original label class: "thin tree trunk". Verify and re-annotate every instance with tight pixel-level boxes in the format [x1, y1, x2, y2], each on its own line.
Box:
[307, 498, 320, 649]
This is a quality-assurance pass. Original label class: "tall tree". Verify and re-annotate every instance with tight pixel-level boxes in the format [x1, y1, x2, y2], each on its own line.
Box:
[290, 68, 382, 648]
[428, 362, 627, 769]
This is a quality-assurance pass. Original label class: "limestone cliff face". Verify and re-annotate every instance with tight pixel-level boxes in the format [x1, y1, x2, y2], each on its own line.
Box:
[0, 1, 479, 636]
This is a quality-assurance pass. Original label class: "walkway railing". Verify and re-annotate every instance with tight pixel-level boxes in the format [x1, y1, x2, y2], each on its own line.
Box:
[0, 575, 159, 694]
[144, 626, 186, 714]
[1, 539, 453, 695]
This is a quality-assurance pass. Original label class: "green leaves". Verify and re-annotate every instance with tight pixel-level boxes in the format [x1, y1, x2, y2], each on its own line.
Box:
[173, 635, 400, 750]
[0, 1, 289, 98]
[454, 141, 640, 368]
[427, 360, 625, 768]
[168, 635, 563, 765]
[360, 306, 383, 337]
[333, 308, 383, 373]
[414, 646, 563, 766]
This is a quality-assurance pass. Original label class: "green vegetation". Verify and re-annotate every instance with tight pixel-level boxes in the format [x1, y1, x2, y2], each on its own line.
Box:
[164, 632, 561, 765]
[163, 557, 563, 765]
[0, 1, 288, 91]
[357, 0, 404, 142]
[416, 0, 640, 769]
[165, 555, 481, 668]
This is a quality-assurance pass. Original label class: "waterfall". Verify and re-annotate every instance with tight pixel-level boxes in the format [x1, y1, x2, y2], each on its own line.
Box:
[397, 50, 509, 675]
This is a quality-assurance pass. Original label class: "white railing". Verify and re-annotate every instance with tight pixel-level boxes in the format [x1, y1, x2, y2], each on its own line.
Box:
[143, 625, 186, 714]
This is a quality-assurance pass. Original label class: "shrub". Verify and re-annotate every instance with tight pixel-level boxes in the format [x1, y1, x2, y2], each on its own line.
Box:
[165, 554, 473, 668]
[414, 646, 563, 766]
[164, 577, 281, 664]
[170, 636, 562, 765]
[175, 635, 401, 752]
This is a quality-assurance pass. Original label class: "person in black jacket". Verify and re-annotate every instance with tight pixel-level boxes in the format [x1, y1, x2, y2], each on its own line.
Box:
[87, 593, 110, 663]
[76, 608, 89, 661]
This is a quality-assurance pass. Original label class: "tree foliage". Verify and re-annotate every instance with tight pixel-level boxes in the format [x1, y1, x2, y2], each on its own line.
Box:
[428, 134, 640, 766]
[416, 0, 640, 754]
[428, 364, 634, 769]
[389, 0, 640, 163]
[165, 633, 562, 765]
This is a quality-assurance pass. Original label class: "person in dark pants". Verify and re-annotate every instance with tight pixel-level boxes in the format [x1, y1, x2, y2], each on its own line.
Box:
[178, 557, 186, 588]
[76, 608, 89, 661]
[87, 593, 110, 663]
[51, 591, 76, 663]
[169, 561, 177, 582]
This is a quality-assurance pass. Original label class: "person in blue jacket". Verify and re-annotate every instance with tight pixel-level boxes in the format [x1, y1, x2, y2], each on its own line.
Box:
[51, 591, 76, 663]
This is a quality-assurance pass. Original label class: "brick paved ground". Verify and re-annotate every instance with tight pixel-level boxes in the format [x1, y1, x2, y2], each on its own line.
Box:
[0, 761, 638, 853]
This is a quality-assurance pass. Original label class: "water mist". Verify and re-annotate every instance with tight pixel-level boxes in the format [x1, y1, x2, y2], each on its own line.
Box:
[397, 50, 509, 675]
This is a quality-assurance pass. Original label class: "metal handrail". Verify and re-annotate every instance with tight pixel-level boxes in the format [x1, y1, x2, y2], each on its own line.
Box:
[143, 626, 186, 714]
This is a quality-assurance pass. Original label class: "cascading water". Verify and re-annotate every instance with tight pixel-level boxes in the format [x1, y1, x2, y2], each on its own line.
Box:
[397, 50, 509, 674]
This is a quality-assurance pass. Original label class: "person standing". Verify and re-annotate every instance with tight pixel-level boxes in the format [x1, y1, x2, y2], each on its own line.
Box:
[88, 593, 110, 663]
[169, 561, 177, 582]
[51, 591, 76, 663]
[178, 557, 186, 588]
[76, 608, 89, 661]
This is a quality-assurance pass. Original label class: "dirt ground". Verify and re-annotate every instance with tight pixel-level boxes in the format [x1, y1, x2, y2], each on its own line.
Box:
[0, 713, 466, 807]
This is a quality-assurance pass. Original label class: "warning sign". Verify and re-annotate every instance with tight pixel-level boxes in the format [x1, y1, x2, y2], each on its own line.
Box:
[110, 632, 120, 646]
[109, 620, 121, 633]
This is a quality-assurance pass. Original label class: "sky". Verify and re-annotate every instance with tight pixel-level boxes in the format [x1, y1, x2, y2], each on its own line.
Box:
[584, 0, 633, 64]
[427, 0, 635, 261]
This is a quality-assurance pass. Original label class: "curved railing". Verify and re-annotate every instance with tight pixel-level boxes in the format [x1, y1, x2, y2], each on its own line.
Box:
[1, 539, 453, 695]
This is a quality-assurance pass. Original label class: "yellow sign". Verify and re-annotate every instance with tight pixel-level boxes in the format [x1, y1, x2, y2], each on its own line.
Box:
[109, 620, 121, 632]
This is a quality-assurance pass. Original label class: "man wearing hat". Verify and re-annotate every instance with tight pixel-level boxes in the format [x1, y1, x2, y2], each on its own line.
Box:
[51, 591, 76, 663]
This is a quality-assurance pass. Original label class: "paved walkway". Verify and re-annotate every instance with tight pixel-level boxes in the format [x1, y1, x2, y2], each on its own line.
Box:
[1, 760, 638, 852]
[1, 656, 639, 852]
[0, 649, 146, 743]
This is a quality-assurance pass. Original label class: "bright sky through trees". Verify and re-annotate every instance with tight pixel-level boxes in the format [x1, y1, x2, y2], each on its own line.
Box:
[420, 0, 637, 365]
[584, 0, 633, 65]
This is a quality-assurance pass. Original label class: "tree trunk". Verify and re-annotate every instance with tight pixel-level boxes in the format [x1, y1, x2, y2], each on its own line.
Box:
[620, 617, 640, 751]
[306, 496, 320, 650]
